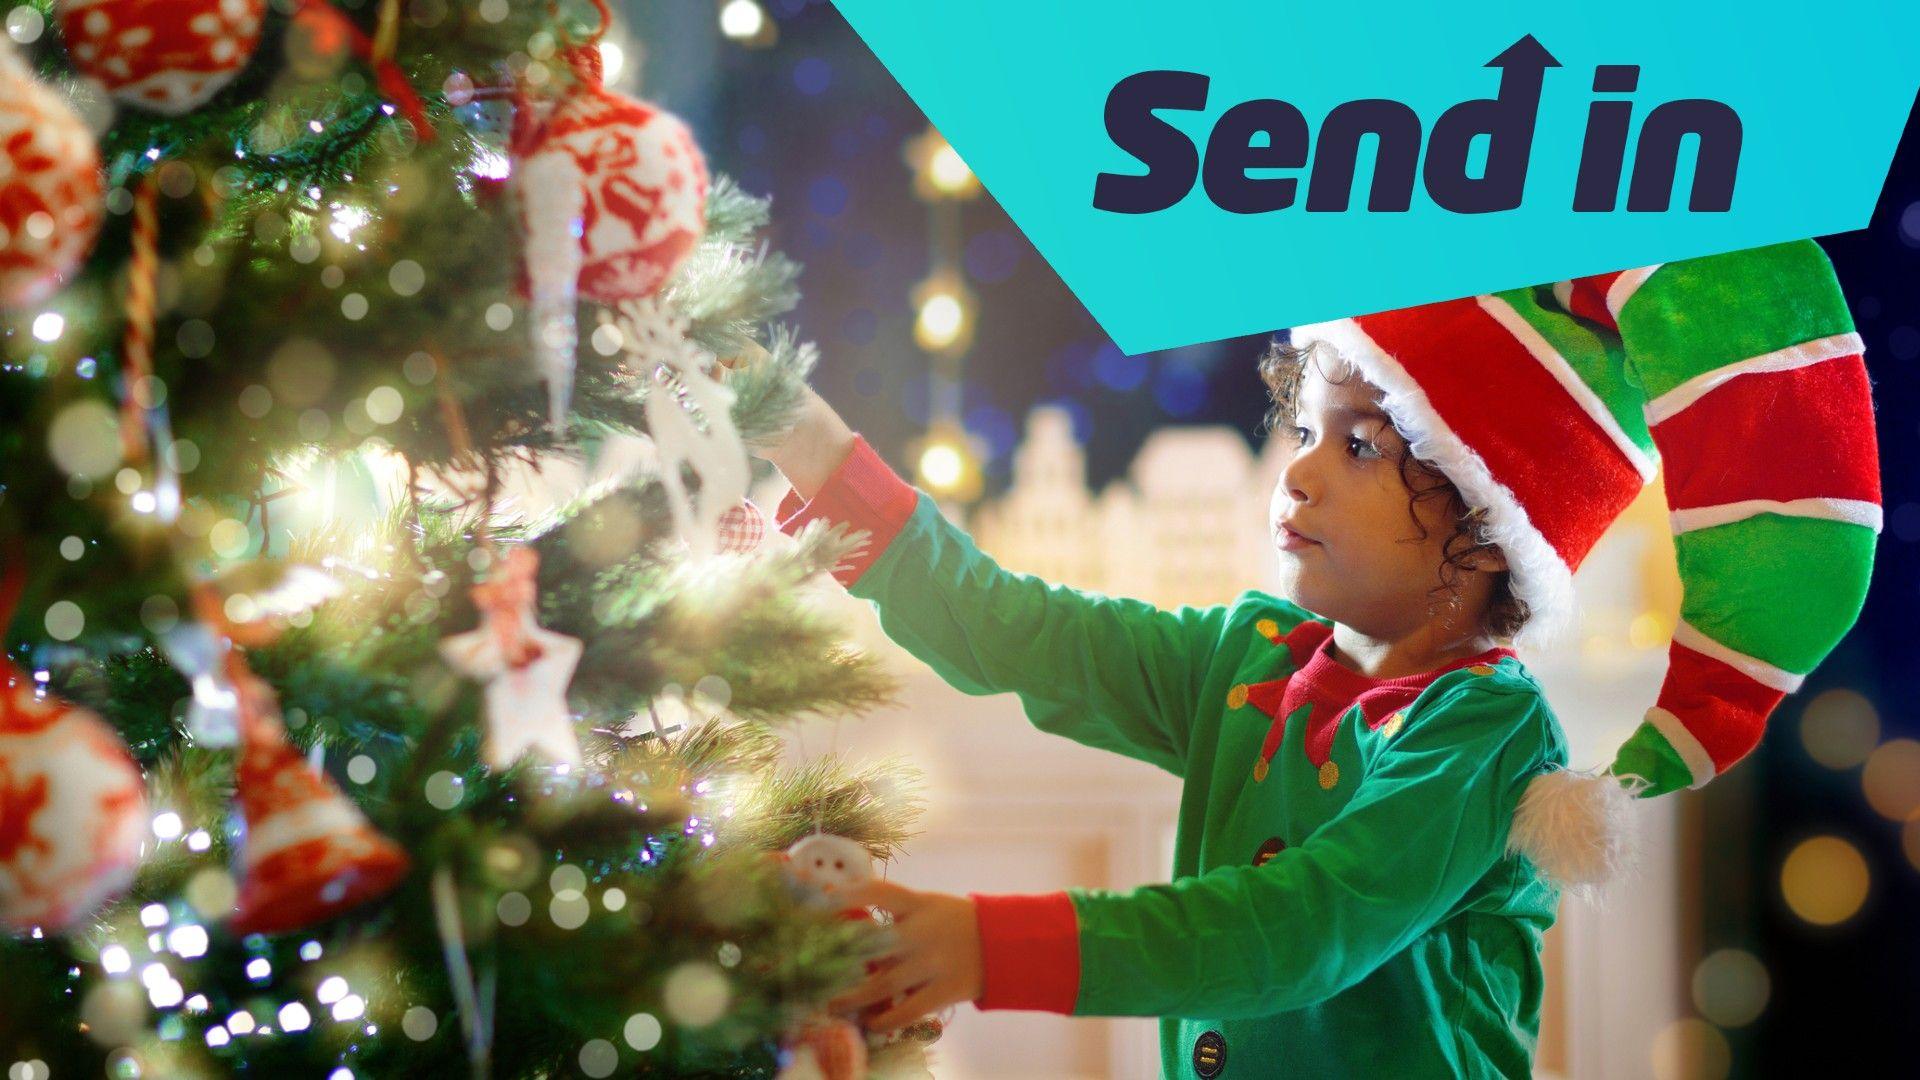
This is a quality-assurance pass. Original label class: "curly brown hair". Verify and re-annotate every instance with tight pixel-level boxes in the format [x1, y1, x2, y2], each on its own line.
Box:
[1258, 338, 1531, 641]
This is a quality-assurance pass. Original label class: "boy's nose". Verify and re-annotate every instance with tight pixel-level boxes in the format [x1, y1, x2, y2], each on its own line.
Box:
[1277, 452, 1319, 505]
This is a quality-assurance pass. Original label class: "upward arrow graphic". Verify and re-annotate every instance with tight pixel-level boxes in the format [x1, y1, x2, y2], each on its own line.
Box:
[1422, 34, 1564, 213]
[1488, 33, 1562, 91]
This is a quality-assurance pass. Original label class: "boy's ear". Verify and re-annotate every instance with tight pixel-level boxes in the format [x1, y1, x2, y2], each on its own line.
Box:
[1475, 545, 1510, 574]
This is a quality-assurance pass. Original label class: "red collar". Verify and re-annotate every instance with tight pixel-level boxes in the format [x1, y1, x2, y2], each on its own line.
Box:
[1247, 619, 1514, 768]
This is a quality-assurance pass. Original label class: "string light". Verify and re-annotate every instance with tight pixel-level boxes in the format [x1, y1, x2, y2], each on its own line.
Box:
[717, 0, 775, 47]
[906, 129, 980, 202]
[99, 945, 132, 975]
[902, 123, 989, 503]
[166, 923, 209, 958]
[912, 420, 985, 503]
[911, 272, 975, 357]
[599, 41, 626, 85]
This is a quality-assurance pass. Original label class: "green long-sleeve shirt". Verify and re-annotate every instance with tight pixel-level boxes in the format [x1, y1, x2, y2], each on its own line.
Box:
[780, 438, 1568, 1078]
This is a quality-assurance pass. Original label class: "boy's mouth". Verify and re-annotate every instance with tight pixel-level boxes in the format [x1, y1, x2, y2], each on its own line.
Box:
[1275, 521, 1321, 551]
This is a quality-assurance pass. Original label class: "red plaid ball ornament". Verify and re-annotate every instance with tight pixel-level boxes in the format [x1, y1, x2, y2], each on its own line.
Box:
[716, 498, 767, 554]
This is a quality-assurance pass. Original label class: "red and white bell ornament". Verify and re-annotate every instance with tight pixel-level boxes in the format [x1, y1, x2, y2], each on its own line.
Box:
[0, 663, 147, 934]
[226, 663, 408, 934]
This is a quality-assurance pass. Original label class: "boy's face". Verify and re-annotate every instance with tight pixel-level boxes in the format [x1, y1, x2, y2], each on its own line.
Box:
[1267, 358, 1495, 638]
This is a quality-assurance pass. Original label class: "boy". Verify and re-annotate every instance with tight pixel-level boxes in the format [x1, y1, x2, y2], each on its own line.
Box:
[764, 240, 1878, 1077]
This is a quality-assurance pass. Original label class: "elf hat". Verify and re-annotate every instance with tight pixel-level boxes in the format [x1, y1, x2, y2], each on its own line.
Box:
[1288, 240, 1880, 886]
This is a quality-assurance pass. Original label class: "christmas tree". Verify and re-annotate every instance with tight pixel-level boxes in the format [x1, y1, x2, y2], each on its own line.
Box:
[0, 0, 929, 1075]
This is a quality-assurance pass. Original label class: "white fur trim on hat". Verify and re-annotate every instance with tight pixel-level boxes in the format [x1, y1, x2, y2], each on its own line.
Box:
[1288, 318, 1579, 649]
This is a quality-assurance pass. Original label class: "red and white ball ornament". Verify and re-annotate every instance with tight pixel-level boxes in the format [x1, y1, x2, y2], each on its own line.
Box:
[515, 67, 709, 305]
[0, 46, 105, 309]
[57, 0, 266, 115]
[716, 498, 767, 555]
[513, 49, 709, 429]
[0, 664, 148, 935]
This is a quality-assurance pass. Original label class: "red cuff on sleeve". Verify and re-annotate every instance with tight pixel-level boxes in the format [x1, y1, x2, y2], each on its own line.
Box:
[775, 436, 918, 587]
[968, 891, 1080, 1014]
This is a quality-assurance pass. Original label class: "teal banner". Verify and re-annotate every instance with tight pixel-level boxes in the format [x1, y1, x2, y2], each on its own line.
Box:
[832, 1, 1920, 352]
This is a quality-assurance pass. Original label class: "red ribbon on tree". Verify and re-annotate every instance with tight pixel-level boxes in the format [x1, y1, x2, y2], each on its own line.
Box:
[290, 0, 435, 143]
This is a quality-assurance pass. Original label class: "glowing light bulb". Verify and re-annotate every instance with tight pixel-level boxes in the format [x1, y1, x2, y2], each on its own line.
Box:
[928, 144, 975, 196]
[329, 205, 371, 243]
[917, 293, 963, 347]
[598, 41, 625, 85]
[919, 443, 964, 491]
[316, 976, 348, 1005]
[719, 0, 765, 39]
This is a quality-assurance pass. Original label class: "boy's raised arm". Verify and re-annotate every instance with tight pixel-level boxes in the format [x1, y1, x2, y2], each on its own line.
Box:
[763, 384, 858, 503]
[758, 386, 1247, 775]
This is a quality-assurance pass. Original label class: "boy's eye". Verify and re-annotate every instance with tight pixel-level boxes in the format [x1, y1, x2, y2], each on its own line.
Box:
[1289, 425, 1312, 445]
[1347, 435, 1382, 460]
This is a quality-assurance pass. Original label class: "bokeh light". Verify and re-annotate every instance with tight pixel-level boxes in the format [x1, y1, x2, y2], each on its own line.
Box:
[623, 1011, 662, 1051]
[1649, 1018, 1731, 1080]
[1690, 949, 1770, 1027]
[47, 400, 122, 481]
[402, 1005, 437, 1041]
[1860, 738, 1920, 820]
[1780, 835, 1870, 926]
[661, 962, 730, 1027]
[1797, 688, 1879, 770]
[719, 0, 765, 40]
[919, 443, 963, 490]
[578, 1039, 618, 1078]
[912, 277, 974, 355]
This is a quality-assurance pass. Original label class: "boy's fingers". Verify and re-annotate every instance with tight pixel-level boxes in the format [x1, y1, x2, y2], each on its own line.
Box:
[839, 878, 919, 915]
[866, 981, 952, 1034]
[826, 957, 932, 1015]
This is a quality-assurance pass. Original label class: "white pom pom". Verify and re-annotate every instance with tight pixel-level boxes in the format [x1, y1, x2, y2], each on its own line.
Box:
[1507, 767, 1640, 900]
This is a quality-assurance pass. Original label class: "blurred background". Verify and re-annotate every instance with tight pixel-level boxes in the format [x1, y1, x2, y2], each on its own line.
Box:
[618, 3, 1920, 1077]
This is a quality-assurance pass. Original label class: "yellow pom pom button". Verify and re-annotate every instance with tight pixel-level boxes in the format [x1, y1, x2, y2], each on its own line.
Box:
[1318, 760, 1340, 790]
[1227, 683, 1250, 709]
[1380, 712, 1405, 740]
[1255, 618, 1281, 642]
[1468, 664, 1497, 677]
[1252, 758, 1269, 783]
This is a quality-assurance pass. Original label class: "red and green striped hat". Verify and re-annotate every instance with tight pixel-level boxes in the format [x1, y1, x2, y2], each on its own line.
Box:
[1290, 240, 1880, 807]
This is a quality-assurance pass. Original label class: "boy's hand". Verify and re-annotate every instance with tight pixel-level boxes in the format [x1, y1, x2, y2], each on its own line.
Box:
[827, 879, 983, 1032]
[760, 383, 856, 502]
